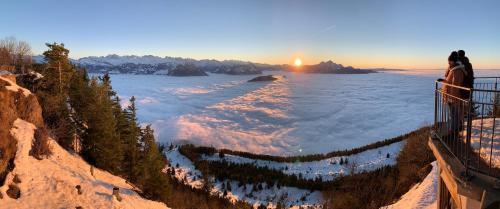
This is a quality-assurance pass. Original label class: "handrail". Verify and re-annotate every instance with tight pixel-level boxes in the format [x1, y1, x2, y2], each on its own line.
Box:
[436, 80, 473, 91]
[434, 77, 500, 179]
[474, 76, 500, 79]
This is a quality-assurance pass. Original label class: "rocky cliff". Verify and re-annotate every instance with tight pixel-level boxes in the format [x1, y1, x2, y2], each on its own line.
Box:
[0, 75, 43, 185]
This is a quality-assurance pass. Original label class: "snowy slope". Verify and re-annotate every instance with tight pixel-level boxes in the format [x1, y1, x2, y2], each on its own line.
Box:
[203, 141, 404, 181]
[0, 119, 170, 209]
[467, 118, 500, 168]
[381, 161, 438, 209]
[165, 149, 323, 208]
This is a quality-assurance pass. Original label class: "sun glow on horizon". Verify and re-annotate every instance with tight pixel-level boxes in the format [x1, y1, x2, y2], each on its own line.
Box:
[294, 58, 302, 66]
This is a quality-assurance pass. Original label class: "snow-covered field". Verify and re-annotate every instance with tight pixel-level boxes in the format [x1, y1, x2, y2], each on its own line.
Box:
[203, 141, 404, 181]
[165, 149, 323, 208]
[109, 70, 444, 155]
[0, 119, 169, 209]
[467, 118, 500, 168]
[381, 161, 438, 209]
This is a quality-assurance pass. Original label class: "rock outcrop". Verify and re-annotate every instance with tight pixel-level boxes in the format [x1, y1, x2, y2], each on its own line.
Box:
[0, 75, 43, 186]
[248, 75, 278, 82]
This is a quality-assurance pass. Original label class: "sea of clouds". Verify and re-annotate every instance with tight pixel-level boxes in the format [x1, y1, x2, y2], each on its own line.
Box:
[108, 69, 499, 155]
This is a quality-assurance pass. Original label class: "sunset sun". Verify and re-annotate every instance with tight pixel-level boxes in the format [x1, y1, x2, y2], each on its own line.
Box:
[294, 58, 302, 66]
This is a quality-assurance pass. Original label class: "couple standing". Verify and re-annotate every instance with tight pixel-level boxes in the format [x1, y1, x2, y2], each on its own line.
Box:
[440, 50, 474, 138]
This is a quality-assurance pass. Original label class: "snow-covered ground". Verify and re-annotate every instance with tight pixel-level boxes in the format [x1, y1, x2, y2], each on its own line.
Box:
[203, 141, 404, 181]
[0, 119, 170, 209]
[1, 74, 31, 97]
[165, 149, 323, 208]
[467, 118, 500, 168]
[381, 161, 438, 209]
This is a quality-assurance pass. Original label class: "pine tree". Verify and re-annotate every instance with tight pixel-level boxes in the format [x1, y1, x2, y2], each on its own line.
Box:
[120, 96, 141, 181]
[137, 125, 171, 200]
[37, 43, 76, 149]
[79, 77, 123, 173]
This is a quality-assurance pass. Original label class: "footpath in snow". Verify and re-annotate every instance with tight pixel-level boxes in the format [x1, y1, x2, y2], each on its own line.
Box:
[381, 161, 438, 209]
[467, 118, 500, 168]
[0, 119, 170, 209]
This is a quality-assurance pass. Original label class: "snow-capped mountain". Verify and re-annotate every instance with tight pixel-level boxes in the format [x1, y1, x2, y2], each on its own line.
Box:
[32, 54, 372, 75]
[66, 55, 277, 75]
[76, 54, 194, 66]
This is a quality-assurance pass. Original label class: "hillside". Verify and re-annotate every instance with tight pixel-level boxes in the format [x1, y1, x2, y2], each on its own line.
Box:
[0, 75, 170, 209]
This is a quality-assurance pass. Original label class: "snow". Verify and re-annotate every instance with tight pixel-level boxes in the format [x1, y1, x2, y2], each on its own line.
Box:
[203, 141, 404, 181]
[381, 161, 438, 209]
[31, 71, 44, 80]
[165, 149, 323, 208]
[467, 118, 500, 168]
[0, 119, 170, 209]
[0, 75, 31, 97]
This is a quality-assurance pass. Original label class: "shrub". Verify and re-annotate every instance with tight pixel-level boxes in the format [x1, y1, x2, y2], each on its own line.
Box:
[29, 125, 53, 160]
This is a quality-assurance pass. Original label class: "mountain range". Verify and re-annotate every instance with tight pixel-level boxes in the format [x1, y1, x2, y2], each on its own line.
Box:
[32, 54, 374, 75]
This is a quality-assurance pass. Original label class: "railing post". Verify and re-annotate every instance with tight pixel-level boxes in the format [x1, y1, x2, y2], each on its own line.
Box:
[435, 81, 438, 130]
[465, 88, 474, 178]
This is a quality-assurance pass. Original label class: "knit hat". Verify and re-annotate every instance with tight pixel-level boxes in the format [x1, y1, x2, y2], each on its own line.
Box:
[448, 51, 458, 62]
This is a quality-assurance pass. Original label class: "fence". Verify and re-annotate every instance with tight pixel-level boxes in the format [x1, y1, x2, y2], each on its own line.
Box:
[434, 77, 500, 179]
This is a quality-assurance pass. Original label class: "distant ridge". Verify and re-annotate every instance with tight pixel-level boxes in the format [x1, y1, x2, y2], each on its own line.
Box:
[286, 60, 375, 74]
[33, 55, 374, 75]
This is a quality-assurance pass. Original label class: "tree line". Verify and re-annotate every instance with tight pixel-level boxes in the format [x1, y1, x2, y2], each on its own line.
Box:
[179, 126, 429, 163]
[178, 144, 339, 191]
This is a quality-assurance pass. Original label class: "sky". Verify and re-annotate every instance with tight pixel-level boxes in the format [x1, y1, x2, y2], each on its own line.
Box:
[1, 0, 499, 69]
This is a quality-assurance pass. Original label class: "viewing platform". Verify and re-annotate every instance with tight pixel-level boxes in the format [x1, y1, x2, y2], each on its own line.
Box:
[430, 77, 500, 209]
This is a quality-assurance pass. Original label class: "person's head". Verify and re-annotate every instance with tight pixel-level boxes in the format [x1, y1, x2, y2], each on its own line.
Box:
[448, 51, 458, 66]
[458, 50, 465, 58]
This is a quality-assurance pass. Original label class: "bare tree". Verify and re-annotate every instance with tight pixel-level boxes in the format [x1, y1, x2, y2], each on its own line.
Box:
[0, 37, 32, 71]
[0, 37, 17, 65]
[15, 40, 32, 72]
[0, 47, 11, 65]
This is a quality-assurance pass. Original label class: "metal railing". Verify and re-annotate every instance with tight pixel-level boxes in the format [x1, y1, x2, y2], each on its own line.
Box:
[434, 77, 500, 179]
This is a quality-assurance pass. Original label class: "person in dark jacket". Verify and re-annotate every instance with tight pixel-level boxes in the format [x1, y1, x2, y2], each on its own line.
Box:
[458, 50, 474, 98]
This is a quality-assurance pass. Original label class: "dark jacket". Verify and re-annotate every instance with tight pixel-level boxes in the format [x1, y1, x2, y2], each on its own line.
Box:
[459, 56, 474, 88]
[459, 56, 474, 98]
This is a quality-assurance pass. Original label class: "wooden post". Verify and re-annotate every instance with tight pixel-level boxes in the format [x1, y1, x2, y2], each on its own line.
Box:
[112, 187, 122, 201]
[75, 185, 82, 195]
